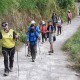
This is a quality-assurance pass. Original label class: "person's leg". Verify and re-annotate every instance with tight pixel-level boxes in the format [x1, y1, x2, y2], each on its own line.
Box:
[30, 45, 33, 57]
[67, 18, 69, 24]
[9, 47, 15, 71]
[49, 42, 54, 54]
[2, 47, 9, 75]
[51, 42, 54, 53]
[68, 18, 71, 24]
[57, 27, 59, 35]
[33, 45, 37, 60]
[42, 33, 44, 43]
[45, 33, 47, 41]
[49, 35, 54, 54]
[54, 23, 56, 31]
[59, 27, 61, 34]
[30, 44, 37, 62]
[27, 44, 31, 57]
[60, 27, 61, 34]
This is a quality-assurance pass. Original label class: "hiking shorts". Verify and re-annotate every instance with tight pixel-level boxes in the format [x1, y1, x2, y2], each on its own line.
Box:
[49, 35, 53, 43]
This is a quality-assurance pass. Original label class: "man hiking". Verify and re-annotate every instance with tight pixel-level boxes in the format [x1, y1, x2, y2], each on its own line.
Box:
[27, 20, 40, 57]
[27, 22, 40, 62]
[0, 22, 19, 76]
[52, 12, 57, 31]
[47, 20, 54, 55]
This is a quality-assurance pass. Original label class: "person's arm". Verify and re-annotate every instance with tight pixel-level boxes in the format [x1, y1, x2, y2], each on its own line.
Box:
[37, 26, 40, 33]
[13, 31, 19, 41]
[0, 32, 2, 39]
[36, 32, 40, 40]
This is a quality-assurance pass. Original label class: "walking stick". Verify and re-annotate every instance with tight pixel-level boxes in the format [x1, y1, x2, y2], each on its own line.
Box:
[24, 43, 27, 57]
[15, 41, 20, 77]
[17, 49, 19, 77]
[38, 40, 41, 55]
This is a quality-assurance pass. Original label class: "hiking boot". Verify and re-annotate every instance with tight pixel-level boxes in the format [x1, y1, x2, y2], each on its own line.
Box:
[32, 59, 35, 62]
[27, 54, 31, 57]
[52, 50, 54, 53]
[48, 50, 54, 55]
[3, 71, 9, 76]
[48, 51, 52, 53]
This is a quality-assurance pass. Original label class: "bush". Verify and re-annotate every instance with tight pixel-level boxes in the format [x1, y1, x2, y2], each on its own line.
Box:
[19, 0, 36, 10]
[0, 0, 18, 15]
[57, 0, 75, 9]
[62, 28, 80, 66]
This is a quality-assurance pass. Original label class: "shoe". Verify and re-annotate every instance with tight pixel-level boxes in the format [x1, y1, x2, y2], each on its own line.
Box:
[3, 71, 9, 76]
[52, 50, 54, 53]
[48, 51, 52, 53]
[48, 50, 54, 55]
[27, 54, 31, 57]
[9, 67, 13, 72]
[32, 59, 35, 62]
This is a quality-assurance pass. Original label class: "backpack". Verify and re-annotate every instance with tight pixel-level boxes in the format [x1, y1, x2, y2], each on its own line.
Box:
[29, 28, 38, 44]
[68, 13, 72, 19]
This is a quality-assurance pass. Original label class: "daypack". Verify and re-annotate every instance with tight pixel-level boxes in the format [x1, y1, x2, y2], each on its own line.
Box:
[40, 25, 47, 33]
[29, 29, 38, 44]
[68, 12, 72, 19]
[47, 25, 54, 38]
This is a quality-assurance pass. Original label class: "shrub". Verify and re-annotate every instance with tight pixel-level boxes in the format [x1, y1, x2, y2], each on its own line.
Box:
[62, 28, 80, 66]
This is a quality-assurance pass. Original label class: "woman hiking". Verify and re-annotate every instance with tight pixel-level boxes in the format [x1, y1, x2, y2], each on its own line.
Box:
[67, 10, 72, 24]
[57, 17, 63, 35]
[0, 22, 19, 76]
[40, 21, 47, 43]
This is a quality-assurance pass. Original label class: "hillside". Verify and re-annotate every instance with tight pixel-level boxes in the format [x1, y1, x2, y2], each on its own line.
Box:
[0, 0, 77, 29]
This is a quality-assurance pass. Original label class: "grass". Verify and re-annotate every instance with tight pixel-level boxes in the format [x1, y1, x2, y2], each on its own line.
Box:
[62, 27, 80, 70]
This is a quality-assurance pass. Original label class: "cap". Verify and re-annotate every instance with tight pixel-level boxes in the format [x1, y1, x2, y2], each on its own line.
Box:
[2, 22, 8, 27]
[31, 20, 36, 24]
[42, 21, 45, 24]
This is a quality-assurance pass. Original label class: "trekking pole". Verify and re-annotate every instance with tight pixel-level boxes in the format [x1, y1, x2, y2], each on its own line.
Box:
[24, 43, 27, 57]
[38, 40, 41, 55]
[17, 49, 19, 77]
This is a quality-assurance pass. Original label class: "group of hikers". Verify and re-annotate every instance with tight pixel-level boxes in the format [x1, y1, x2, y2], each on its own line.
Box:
[0, 10, 72, 76]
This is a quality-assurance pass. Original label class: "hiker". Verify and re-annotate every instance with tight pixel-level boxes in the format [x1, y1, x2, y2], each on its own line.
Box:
[57, 17, 63, 35]
[47, 20, 54, 55]
[0, 22, 19, 76]
[27, 20, 40, 57]
[40, 21, 47, 43]
[52, 12, 57, 31]
[27, 23, 40, 62]
[67, 10, 72, 24]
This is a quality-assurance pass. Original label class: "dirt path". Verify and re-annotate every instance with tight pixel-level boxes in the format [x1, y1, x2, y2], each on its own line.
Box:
[0, 4, 80, 80]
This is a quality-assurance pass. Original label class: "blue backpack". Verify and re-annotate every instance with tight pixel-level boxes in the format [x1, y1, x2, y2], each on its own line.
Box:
[29, 29, 38, 45]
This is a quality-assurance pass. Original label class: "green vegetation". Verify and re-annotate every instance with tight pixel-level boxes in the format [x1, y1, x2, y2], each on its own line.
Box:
[0, 0, 77, 55]
[62, 28, 80, 69]
[77, 0, 80, 2]
[0, 0, 77, 24]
